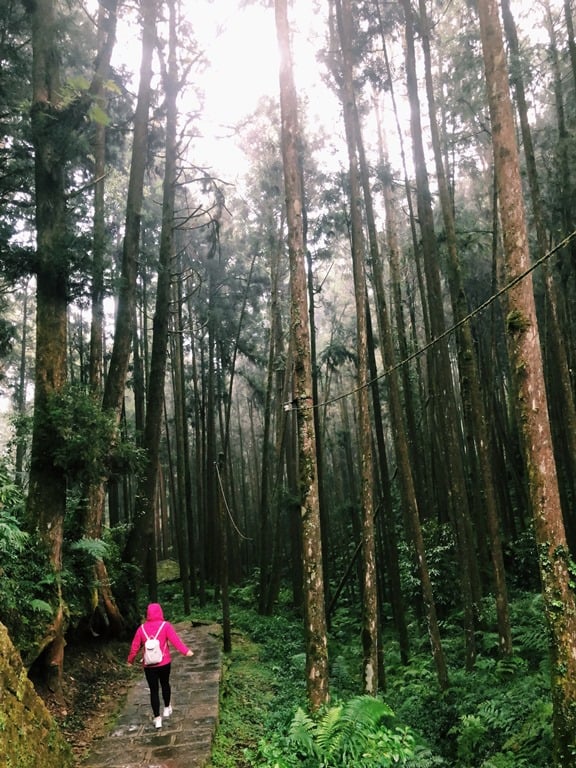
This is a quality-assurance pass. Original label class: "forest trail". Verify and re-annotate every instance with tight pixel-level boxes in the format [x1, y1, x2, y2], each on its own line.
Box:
[80, 621, 222, 768]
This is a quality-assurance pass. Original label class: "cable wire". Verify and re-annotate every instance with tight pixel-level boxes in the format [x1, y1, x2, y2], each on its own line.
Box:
[284, 230, 576, 412]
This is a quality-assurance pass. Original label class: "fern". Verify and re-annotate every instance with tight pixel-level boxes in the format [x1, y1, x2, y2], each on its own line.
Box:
[0, 511, 28, 555]
[288, 706, 318, 760]
[30, 599, 53, 615]
[68, 536, 110, 561]
[404, 744, 450, 767]
[315, 702, 344, 758]
[287, 696, 416, 767]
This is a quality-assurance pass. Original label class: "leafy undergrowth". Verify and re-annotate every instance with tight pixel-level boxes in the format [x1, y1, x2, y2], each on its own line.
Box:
[31, 586, 554, 768]
[202, 589, 554, 768]
[208, 629, 279, 767]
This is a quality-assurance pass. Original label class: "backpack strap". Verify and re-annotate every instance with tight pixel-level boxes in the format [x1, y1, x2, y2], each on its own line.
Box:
[141, 621, 165, 642]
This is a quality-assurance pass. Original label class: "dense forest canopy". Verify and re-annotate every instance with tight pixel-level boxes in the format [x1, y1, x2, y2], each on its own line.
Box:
[2, 0, 576, 764]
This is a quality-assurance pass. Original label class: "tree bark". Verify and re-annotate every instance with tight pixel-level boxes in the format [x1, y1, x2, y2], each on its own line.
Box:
[25, 0, 71, 692]
[476, 0, 576, 761]
[24, 0, 119, 687]
[501, 0, 576, 551]
[131, 0, 179, 601]
[259, 238, 282, 614]
[83, 0, 124, 637]
[275, 0, 329, 710]
[108, 0, 157, 589]
[14, 279, 30, 487]
[334, 0, 380, 695]
[420, 0, 511, 655]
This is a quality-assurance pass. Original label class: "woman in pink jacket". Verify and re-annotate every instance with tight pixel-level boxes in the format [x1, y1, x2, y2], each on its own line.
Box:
[127, 603, 194, 728]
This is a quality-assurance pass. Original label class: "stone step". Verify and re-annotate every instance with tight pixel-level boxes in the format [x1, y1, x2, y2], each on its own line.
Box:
[80, 622, 221, 768]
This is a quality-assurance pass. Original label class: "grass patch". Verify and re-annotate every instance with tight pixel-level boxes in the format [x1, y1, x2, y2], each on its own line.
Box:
[208, 629, 278, 768]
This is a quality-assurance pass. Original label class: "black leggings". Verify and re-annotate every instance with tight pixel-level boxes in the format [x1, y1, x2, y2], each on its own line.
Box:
[144, 663, 171, 717]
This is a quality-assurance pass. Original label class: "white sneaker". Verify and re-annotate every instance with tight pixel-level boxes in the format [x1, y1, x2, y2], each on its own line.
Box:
[163, 705, 173, 717]
[153, 716, 162, 729]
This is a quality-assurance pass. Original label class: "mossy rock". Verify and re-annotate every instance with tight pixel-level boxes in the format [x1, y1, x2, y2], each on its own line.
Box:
[0, 622, 73, 768]
[157, 558, 180, 583]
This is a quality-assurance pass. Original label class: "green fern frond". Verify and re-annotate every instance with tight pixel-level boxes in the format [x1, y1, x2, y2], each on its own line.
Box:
[288, 706, 318, 759]
[316, 703, 344, 755]
[30, 599, 53, 615]
[494, 656, 524, 680]
[287, 695, 416, 767]
[341, 694, 395, 729]
[69, 536, 110, 560]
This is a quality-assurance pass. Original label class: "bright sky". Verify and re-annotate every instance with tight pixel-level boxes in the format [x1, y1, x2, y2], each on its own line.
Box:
[110, 0, 336, 179]
[191, 0, 341, 180]
[195, 3, 280, 126]
[109, 0, 557, 186]
[190, 1, 281, 178]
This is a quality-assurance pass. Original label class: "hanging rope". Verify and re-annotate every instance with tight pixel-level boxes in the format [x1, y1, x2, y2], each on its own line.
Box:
[214, 459, 253, 541]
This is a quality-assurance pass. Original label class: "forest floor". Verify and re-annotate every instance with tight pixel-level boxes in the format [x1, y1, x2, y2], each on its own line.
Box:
[34, 638, 137, 765]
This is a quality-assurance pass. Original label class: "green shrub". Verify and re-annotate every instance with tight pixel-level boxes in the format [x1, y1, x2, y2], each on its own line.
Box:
[187, 583, 553, 768]
[247, 695, 417, 768]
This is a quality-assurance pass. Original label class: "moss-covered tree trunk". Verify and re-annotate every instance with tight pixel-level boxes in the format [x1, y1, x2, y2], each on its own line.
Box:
[83, 0, 124, 638]
[275, 0, 329, 711]
[334, 0, 380, 694]
[477, 0, 576, 762]
[419, 0, 512, 656]
[108, 0, 157, 596]
[26, 0, 124, 666]
[24, 0, 71, 695]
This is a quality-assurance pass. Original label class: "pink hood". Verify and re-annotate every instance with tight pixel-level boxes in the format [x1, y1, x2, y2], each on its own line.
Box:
[146, 603, 165, 622]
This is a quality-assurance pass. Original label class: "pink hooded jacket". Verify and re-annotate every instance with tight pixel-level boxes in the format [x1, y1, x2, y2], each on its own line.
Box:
[127, 603, 192, 667]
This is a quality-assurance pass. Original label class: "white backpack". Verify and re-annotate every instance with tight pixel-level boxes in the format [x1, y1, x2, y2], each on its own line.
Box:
[142, 622, 165, 665]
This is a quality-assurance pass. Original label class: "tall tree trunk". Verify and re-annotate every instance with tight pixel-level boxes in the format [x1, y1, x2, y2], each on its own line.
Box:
[544, 0, 576, 377]
[341, 35, 410, 671]
[401, 0, 477, 670]
[176, 266, 195, 602]
[275, 0, 329, 711]
[420, 0, 511, 654]
[259, 238, 282, 614]
[501, 0, 576, 550]
[14, 279, 30, 487]
[170, 310, 192, 611]
[205, 260, 220, 591]
[371, 99, 449, 692]
[334, 0, 380, 695]
[24, 0, 119, 688]
[216, 452, 232, 653]
[109, 0, 157, 587]
[373, 13, 432, 517]
[83, 0, 124, 637]
[306, 250, 331, 616]
[476, 0, 576, 761]
[103, 0, 156, 415]
[132, 0, 179, 601]
[188, 308, 206, 604]
[366, 306, 409, 671]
